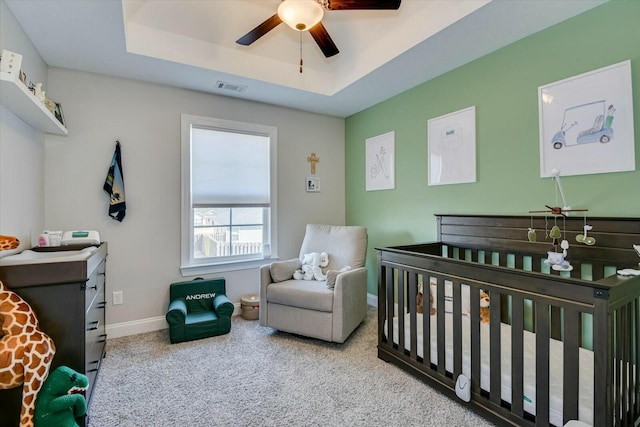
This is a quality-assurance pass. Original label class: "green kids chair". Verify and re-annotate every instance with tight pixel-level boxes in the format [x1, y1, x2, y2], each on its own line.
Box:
[166, 277, 234, 344]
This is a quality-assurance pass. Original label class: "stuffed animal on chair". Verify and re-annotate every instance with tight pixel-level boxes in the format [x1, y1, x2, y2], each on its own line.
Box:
[0, 280, 56, 427]
[34, 366, 88, 427]
[293, 252, 329, 281]
[480, 291, 490, 323]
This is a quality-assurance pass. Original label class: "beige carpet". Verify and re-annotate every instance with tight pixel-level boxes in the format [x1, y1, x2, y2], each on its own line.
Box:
[88, 308, 494, 426]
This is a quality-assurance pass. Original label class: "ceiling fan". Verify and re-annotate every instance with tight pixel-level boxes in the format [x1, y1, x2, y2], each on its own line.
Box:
[236, 0, 402, 58]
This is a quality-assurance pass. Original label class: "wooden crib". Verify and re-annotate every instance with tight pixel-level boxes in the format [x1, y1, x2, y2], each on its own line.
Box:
[377, 215, 640, 427]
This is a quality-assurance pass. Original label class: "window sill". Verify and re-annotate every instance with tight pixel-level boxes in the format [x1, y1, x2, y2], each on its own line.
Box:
[180, 257, 279, 277]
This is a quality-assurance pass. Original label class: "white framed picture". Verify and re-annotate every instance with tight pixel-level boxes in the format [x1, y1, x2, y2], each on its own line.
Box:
[366, 131, 395, 191]
[538, 60, 635, 177]
[306, 176, 320, 192]
[427, 106, 476, 186]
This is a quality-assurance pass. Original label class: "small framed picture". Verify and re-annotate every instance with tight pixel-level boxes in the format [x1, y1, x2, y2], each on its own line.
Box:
[306, 176, 320, 192]
[54, 102, 65, 127]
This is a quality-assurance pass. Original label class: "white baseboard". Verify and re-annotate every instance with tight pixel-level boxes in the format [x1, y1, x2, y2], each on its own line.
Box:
[367, 293, 378, 307]
[106, 303, 242, 339]
[107, 297, 377, 340]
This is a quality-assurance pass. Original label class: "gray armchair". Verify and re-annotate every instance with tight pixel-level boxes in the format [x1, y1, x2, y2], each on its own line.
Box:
[259, 224, 368, 343]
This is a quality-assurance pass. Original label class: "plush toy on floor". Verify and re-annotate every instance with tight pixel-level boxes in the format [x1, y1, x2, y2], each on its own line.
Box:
[0, 281, 56, 427]
[480, 291, 490, 323]
[293, 252, 329, 281]
[34, 366, 88, 427]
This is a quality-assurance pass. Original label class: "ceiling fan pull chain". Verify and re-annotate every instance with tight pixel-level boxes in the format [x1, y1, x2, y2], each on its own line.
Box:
[299, 32, 304, 73]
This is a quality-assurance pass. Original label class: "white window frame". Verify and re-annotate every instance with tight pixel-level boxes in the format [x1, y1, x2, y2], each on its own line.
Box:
[180, 114, 278, 276]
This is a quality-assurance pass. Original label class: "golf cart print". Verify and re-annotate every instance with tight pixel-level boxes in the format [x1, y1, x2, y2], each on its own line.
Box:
[551, 100, 615, 149]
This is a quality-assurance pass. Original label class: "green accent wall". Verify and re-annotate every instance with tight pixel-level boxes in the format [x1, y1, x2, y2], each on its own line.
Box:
[345, 1, 640, 296]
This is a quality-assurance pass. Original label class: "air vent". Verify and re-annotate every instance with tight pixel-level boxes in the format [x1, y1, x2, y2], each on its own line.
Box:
[216, 81, 247, 93]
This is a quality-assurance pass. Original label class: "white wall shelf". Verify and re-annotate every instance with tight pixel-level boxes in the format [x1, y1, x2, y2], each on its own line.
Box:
[0, 71, 68, 135]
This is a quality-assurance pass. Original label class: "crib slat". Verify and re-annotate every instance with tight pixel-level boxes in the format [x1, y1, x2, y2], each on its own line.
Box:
[470, 286, 481, 396]
[490, 289, 502, 405]
[453, 280, 462, 378]
[592, 262, 605, 281]
[398, 271, 406, 355]
[621, 303, 630, 426]
[408, 272, 418, 361]
[535, 301, 550, 427]
[629, 298, 640, 418]
[551, 306, 562, 341]
[498, 252, 506, 267]
[563, 306, 579, 423]
[436, 278, 446, 376]
[511, 294, 525, 418]
[386, 266, 394, 348]
[422, 283, 431, 367]
[378, 263, 387, 345]
[569, 261, 582, 279]
[531, 256, 542, 272]
[592, 299, 608, 427]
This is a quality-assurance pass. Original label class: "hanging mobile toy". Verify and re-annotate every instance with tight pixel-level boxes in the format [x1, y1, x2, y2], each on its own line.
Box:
[544, 216, 573, 271]
[576, 224, 596, 245]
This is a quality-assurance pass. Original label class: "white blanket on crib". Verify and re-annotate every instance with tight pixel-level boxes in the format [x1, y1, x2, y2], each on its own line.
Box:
[385, 313, 594, 426]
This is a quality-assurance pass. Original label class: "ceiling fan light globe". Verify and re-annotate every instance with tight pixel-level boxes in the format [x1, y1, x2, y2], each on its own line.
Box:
[278, 0, 324, 31]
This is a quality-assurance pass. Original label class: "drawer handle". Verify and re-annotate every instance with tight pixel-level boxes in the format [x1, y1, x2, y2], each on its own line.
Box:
[87, 320, 100, 331]
[87, 358, 101, 372]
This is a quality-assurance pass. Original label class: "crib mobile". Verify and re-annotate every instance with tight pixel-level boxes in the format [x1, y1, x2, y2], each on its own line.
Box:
[527, 168, 592, 273]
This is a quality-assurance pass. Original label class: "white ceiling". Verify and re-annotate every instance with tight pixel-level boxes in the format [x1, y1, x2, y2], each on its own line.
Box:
[5, 0, 606, 118]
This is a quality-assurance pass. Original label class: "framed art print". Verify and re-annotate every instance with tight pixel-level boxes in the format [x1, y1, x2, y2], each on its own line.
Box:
[427, 106, 476, 186]
[538, 60, 635, 177]
[366, 131, 395, 191]
[306, 176, 320, 192]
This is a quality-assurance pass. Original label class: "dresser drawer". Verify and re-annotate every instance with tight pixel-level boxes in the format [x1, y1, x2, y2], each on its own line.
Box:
[85, 260, 106, 310]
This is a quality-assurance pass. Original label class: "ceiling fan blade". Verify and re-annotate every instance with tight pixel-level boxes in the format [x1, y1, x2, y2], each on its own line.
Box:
[309, 22, 339, 58]
[325, 0, 401, 10]
[236, 14, 283, 46]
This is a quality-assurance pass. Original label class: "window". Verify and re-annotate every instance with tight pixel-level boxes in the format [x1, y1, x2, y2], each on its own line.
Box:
[181, 114, 277, 275]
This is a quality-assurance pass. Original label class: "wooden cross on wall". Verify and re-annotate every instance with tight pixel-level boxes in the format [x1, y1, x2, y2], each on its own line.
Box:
[307, 153, 319, 175]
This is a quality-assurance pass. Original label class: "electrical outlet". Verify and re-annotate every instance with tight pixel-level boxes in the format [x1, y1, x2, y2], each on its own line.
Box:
[113, 291, 123, 305]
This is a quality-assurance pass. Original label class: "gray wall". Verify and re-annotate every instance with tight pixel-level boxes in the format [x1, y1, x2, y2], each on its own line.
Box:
[44, 68, 346, 336]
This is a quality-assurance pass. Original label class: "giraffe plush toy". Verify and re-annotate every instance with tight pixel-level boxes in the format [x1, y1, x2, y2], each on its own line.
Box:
[0, 280, 56, 427]
[0, 234, 20, 251]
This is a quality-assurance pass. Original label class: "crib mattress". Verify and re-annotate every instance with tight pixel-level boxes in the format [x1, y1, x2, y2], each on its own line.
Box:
[385, 313, 594, 426]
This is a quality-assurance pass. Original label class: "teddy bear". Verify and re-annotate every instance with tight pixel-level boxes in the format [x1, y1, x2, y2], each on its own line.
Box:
[416, 281, 436, 315]
[480, 290, 490, 323]
[293, 252, 329, 281]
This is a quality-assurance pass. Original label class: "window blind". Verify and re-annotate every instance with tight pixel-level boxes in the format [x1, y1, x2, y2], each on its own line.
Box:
[191, 126, 270, 206]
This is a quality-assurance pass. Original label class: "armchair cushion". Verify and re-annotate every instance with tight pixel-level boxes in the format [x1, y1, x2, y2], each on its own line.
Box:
[299, 224, 367, 271]
[270, 258, 302, 282]
[267, 279, 333, 312]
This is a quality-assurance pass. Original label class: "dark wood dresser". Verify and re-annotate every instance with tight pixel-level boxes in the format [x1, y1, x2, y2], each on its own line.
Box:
[0, 243, 108, 427]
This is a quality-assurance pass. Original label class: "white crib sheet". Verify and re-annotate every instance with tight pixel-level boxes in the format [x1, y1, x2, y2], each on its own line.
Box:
[385, 313, 594, 426]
